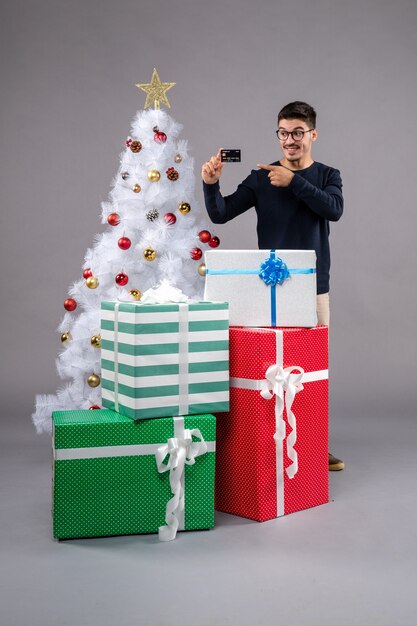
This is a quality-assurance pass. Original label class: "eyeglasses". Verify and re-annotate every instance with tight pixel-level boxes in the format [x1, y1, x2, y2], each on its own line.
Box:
[276, 128, 315, 141]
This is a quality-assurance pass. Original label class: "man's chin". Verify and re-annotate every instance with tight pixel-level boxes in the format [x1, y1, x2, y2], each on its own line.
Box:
[285, 155, 300, 164]
[285, 150, 301, 161]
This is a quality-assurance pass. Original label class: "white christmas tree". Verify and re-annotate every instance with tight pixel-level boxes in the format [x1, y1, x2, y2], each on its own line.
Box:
[33, 69, 220, 434]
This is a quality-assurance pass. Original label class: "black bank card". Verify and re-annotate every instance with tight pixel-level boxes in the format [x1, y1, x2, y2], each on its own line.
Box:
[221, 149, 241, 162]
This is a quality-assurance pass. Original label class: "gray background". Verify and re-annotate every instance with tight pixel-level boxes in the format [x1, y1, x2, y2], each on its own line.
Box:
[1, 1, 416, 625]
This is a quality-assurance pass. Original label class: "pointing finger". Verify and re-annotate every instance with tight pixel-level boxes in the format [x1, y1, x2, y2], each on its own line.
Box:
[257, 163, 276, 171]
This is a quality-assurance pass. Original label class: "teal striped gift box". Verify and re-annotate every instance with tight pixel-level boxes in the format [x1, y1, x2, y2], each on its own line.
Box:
[100, 301, 229, 420]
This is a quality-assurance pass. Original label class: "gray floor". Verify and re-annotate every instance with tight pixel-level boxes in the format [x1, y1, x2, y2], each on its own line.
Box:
[1, 411, 417, 626]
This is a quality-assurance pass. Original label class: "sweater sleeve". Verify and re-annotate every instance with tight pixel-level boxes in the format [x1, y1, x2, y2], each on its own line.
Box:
[288, 167, 343, 221]
[203, 171, 258, 224]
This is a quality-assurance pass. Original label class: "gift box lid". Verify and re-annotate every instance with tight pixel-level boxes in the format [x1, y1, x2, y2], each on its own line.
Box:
[101, 301, 229, 314]
[228, 326, 328, 380]
[52, 409, 216, 450]
[205, 248, 316, 269]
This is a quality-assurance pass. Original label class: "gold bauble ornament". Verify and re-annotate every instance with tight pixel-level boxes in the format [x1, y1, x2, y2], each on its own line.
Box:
[130, 289, 142, 300]
[87, 374, 101, 388]
[147, 169, 161, 183]
[143, 247, 157, 261]
[61, 331, 72, 343]
[90, 335, 102, 348]
[86, 276, 99, 289]
[197, 263, 207, 277]
[133, 183, 142, 193]
[175, 153, 182, 163]
[178, 201, 191, 214]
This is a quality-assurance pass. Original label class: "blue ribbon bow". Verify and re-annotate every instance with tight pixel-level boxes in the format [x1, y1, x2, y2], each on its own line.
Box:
[259, 255, 290, 286]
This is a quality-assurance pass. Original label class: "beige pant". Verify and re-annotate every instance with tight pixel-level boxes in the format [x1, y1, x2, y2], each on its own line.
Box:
[316, 293, 330, 326]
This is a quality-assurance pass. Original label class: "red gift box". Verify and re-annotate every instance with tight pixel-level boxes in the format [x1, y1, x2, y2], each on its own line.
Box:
[215, 326, 329, 521]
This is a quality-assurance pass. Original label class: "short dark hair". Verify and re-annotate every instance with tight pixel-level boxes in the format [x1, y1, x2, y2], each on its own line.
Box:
[278, 101, 317, 128]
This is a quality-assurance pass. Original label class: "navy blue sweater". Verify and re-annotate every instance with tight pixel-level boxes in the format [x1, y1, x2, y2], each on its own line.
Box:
[203, 161, 343, 294]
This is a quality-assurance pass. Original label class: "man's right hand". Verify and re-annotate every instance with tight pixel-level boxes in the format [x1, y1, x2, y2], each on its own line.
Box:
[201, 149, 225, 184]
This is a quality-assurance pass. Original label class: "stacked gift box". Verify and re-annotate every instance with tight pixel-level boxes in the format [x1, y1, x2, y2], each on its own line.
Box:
[214, 325, 328, 521]
[52, 300, 229, 541]
[204, 249, 329, 522]
[52, 249, 329, 541]
[52, 411, 216, 540]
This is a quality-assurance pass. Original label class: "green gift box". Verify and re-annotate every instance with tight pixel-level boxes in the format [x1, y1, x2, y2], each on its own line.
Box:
[100, 301, 229, 420]
[52, 409, 216, 541]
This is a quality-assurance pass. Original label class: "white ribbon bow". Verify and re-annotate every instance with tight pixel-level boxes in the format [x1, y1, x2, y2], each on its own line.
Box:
[155, 428, 207, 541]
[260, 364, 304, 479]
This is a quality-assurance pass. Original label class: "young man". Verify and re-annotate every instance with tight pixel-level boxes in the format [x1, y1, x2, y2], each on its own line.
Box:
[201, 101, 344, 471]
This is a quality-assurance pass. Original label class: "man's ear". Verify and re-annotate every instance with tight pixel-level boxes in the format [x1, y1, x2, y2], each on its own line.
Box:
[311, 128, 318, 142]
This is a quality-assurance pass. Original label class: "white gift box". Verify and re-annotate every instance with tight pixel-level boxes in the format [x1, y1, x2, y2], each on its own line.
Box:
[204, 250, 317, 328]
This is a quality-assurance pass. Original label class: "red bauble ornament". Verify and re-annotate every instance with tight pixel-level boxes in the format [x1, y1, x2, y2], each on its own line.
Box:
[115, 272, 128, 286]
[209, 236, 220, 248]
[118, 236, 131, 250]
[199, 230, 211, 243]
[83, 268, 93, 279]
[64, 298, 77, 312]
[163, 213, 176, 225]
[154, 131, 167, 144]
[107, 213, 120, 226]
[89, 405, 101, 410]
[125, 137, 132, 147]
[191, 247, 203, 260]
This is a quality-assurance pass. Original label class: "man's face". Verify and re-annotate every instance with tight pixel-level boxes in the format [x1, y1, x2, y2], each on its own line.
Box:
[277, 118, 317, 164]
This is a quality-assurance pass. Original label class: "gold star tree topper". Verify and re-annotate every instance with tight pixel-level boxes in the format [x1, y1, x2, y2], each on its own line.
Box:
[136, 68, 176, 110]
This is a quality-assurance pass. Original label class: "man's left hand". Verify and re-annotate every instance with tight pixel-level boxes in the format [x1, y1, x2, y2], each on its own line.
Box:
[257, 163, 294, 187]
